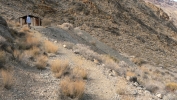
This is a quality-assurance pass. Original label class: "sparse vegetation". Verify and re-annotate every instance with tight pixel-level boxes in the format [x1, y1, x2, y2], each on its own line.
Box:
[26, 35, 40, 47]
[72, 67, 87, 79]
[35, 55, 48, 69]
[28, 46, 41, 57]
[50, 59, 69, 78]
[117, 79, 127, 95]
[1, 69, 13, 89]
[60, 77, 85, 99]
[20, 26, 30, 32]
[165, 82, 177, 91]
[58, 23, 73, 30]
[131, 57, 145, 66]
[126, 71, 136, 77]
[44, 40, 58, 53]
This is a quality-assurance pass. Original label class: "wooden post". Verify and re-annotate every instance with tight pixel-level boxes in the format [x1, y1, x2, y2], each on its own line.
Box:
[39, 18, 41, 26]
[31, 17, 33, 26]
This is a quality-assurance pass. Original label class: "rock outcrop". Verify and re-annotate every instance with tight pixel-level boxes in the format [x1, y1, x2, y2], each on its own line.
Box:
[0, 16, 13, 42]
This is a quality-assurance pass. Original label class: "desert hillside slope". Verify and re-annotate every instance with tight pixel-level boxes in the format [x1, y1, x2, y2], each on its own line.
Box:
[2, 0, 177, 67]
[1, 0, 177, 100]
[145, 0, 177, 27]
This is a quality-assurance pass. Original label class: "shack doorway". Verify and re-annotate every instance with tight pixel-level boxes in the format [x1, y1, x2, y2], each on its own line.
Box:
[19, 15, 41, 26]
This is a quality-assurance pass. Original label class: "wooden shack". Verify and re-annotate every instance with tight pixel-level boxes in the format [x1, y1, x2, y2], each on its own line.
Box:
[19, 15, 41, 26]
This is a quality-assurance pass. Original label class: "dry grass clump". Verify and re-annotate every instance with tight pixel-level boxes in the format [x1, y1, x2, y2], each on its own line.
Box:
[50, 59, 69, 78]
[58, 23, 73, 30]
[73, 67, 87, 79]
[1, 69, 13, 89]
[0, 50, 6, 64]
[117, 79, 128, 95]
[26, 35, 40, 47]
[165, 82, 177, 91]
[102, 55, 119, 71]
[131, 57, 145, 66]
[13, 49, 21, 59]
[44, 40, 58, 53]
[126, 71, 136, 77]
[60, 77, 85, 99]
[20, 26, 30, 32]
[35, 55, 48, 69]
[15, 22, 20, 27]
[28, 46, 41, 57]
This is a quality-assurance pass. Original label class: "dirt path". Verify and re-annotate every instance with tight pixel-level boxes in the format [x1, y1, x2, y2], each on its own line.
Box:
[56, 43, 119, 100]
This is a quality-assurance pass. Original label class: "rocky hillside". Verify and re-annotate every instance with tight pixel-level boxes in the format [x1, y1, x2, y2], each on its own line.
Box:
[145, 0, 177, 26]
[1, 0, 177, 67]
[1, 0, 177, 99]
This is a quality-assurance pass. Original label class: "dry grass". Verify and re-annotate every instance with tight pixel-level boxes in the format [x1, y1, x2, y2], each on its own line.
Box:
[102, 55, 119, 70]
[15, 22, 20, 27]
[20, 26, 30, 32]
[28, 46, 41, 57]
[1, 69, 13, 89]
[13, 49, 21, 59]
[117, 79, 127, 95]
[126, 71, 136, 77]
[44, 40, 58, 53]
[36, 55, 48, 69]
[0, 50, 6, 64]
[26, 35, 40, 47]
[50, 59, 69, 78]
[60, 77, 85, 99]
[131, 57, 145, 66]
[73, 67, 87, 79]
[166, 82, 177, 91]
[58, 23, 73, 30]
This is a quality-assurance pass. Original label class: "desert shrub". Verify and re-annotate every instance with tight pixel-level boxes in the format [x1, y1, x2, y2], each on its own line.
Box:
[72, 67, 87, 79]
[0, 50, 6, 64]
[35, 55, 48, 69]
[126, 71, 136, 77]
[166, 82, 177, 91]
[1, 69, 13, 89]
[102, 55, 119, 70]
[26, 35, 40, 47]
[117, 79, 127, 95]
[28, 46, 41, 57]
[44, 40, 58, 53]
[58, 23, 73, 30]
[50, 59, 69, 78]
[131, 57, 145, 66]
[60, 77, 85, 99]
[15, 22, 20, 27]
[20, 26, 29, 32]
[13, 49, 21, 59]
